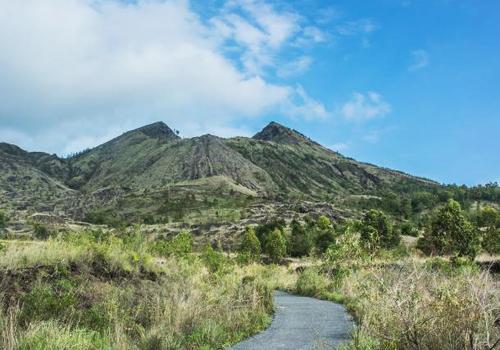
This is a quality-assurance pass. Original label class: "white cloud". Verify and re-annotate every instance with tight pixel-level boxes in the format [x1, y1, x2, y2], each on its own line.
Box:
[336, 19, 379, 36]
[0, 0, 328, 154]
[211, 0, 300, 74]
[277, 56, 313, 78]
[409, 49, 429, 71]
[341, 92, 392, 121]
[283, 85, 329, 121]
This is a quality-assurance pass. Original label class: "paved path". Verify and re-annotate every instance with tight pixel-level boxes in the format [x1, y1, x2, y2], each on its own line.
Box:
[229, 291, 354, 350]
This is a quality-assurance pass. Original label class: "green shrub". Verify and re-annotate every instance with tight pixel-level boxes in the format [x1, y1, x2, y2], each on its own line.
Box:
[239, 226, 261, 262]
[289, 220, 313, 257]
[312, 216, 336, 254]
[0, 210, 7, 230]
[32, 223, 52, 240]
[399, 221, 419, 237]
[150, 230, 193, 257]
[360, 210, 399, 250]
[418, 199, 480, 258]
[295, 267, 329, 297]
[201, 244, 231, 274]
[264, 228, 286, 263]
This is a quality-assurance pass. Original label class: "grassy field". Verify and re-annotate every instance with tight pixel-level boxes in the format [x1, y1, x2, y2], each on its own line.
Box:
[0, 224, 498, 350]
[0, 231, 295, 350]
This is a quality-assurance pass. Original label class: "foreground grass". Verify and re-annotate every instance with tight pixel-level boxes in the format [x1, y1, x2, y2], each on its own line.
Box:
[295, 258, 500, 350]
[0, 232, 295, 350]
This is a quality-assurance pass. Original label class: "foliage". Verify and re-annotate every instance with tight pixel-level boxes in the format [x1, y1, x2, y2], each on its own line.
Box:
[0, 230, 291, 350]
[360, 210, 399, 250]
[418, 199, 480, 258]
[288, 220, 313, 257]
[0, 211, 7, 230]
[295, 267, 330, 297]
[200, 244, 231, 274]
[149, 230, 193, 257]
[399, 221, 419, 237]
[239, 226, 261, 262]
[33, 224, 51, 240]
[313, 216, 337, 254]
[478, 206, 500, 254]
[323, 223, 365, 268]
[264, 228, 286, 263]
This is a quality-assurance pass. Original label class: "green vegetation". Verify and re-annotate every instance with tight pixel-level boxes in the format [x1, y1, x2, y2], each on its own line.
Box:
[264, 228, 287, 263]
[0, 210, 7, 230]
[418, 199, 480, 259]
[0, 230, 296, 350]
[239, 226, 261, 262]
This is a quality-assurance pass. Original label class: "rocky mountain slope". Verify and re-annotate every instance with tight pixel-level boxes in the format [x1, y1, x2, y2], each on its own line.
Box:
[0, 121, 437, 224]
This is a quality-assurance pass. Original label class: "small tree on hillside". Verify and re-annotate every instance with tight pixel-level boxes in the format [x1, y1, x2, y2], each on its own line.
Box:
[314, 215, 336, 253]
[0, 211, 7, 230]
[479, 206, 500, 254]
[418, 199, 480, 259]
[240, 226, 261, 262]
[289, 220, 313, 257]
[360, 210, 398, 250]
[265, 228, 286, 263]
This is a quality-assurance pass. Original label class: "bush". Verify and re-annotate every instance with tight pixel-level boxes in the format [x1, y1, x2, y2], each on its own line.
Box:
[239, 226, 261, 262]
[33, 224, 51, 240]
[360, 210, 399, 250]
[399, 221, 419, 237]
[264, 228, 286, 263]
[295, 267, 330, 297]
[201, 245, 231, 274]
[313, 216, 337, 254]
[418, 199, 480, 258]
[0, 211, 7, 230]
[289, 220, 313, 257]
[150, 230, 193, 257]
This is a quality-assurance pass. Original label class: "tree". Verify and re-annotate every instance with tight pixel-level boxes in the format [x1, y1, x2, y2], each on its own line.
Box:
[479, 206, 500, 254]
[313, 216, 336, 253]
[240, 226, 261, 262]
[33, 223, 51, 240]
[0, 211, 7, 229]
[360, 210, 399, 250]
[265, 228, 286, 263]
[418, 199, 480, 259]
[288, 220, 313, 257]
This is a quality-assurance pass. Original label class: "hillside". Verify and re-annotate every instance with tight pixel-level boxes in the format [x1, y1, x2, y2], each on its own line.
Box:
[0, 121, 438, 228]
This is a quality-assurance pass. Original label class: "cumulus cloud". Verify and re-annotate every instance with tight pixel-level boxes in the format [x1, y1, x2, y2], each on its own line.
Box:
[283, 85, 329, 121]
[277, 56, 313, 78]
[0, 0, 333, 154]
[409, 49, 429, 71]
[341, 92, 392, 121]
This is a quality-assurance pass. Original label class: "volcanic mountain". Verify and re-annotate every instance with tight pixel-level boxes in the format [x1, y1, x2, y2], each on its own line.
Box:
[0, 121, 437, 222]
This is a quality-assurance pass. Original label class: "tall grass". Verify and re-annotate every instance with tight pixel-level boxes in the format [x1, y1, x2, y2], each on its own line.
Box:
[0, 231, 295, 349]
[295, 259, 499, 350]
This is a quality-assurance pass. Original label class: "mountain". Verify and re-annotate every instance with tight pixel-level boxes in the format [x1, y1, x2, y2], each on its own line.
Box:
[0, 121, 438, 224]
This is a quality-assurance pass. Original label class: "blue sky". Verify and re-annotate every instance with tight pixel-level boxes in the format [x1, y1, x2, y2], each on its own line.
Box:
[0, 0, 499, 185]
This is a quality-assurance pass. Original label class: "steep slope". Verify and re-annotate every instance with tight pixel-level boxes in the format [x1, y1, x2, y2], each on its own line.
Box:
[0, 121, 438, 223]
[68, 123, 276, 194]
[226, 122, 436, 199]
[0, 143, 74, 211]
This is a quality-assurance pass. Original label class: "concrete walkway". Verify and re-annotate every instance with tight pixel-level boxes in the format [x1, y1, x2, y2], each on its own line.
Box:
[229, 291, 354, 350]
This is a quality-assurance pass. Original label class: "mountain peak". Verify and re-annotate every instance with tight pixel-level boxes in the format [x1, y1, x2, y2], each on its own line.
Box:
[252, 121, 312, 145]
[134, 121, 180, 140]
